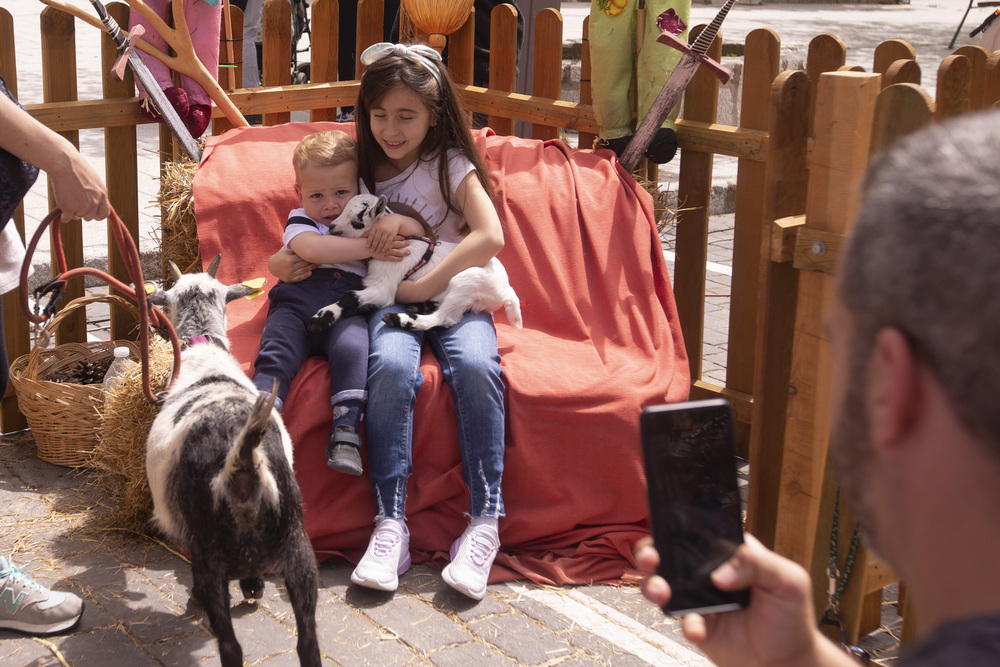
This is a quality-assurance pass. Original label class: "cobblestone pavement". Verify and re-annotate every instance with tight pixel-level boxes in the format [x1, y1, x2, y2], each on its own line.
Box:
[1, 431, 715, 667]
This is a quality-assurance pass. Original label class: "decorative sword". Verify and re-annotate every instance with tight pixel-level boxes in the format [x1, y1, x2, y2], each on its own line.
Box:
[619, 0, 737, 173]
[87, 0, 202, 162]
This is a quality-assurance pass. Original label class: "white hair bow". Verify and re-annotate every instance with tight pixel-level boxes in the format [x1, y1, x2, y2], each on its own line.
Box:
[360, 42, 443, 68]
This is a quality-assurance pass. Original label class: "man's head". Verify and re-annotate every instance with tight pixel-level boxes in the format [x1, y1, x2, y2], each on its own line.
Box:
[829, 109, 1000, 557]
[292, 130, 359, 225]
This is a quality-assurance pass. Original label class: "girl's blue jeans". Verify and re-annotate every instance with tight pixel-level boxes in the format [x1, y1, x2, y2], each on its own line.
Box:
[366, 304, 506, 521]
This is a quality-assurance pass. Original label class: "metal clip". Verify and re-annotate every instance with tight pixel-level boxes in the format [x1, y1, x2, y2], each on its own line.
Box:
[33, 279, 67, 319]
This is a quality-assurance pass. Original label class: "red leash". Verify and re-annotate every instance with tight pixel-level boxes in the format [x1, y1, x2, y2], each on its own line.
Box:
[18, 207, 181, 405]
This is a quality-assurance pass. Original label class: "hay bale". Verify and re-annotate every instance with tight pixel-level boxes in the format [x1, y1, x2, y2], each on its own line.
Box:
[158, 157, 202, 282]
[88, 337, 175, 534]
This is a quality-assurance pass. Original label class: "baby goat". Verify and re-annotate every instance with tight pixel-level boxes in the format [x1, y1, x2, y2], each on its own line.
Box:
[145, 255, 320, 667]
[308, 194, 522, 332]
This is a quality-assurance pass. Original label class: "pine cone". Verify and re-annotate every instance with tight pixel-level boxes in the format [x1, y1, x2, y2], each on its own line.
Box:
[74, 359, 110, 385]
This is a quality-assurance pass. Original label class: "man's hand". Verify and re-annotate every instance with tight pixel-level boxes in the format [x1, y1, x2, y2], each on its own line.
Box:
[635, 534, 856, 667]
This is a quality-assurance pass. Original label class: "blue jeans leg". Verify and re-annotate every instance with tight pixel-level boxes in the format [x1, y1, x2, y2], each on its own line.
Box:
[426, 311, 506, 519]
[366, 305, 506, 521]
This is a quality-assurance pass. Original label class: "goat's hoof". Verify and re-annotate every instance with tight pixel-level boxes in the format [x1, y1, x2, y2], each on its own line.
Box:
[307, 315, 332, 333]
[240, 576, 265, 600]
[382, 313, 402, 328]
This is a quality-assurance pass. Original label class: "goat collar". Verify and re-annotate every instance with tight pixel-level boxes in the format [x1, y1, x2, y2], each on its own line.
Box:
[402, 236, 440, 280]
[184, 334, 227, 349]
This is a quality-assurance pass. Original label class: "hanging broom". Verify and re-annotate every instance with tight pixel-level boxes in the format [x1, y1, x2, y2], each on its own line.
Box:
[401, 0, 474, 54]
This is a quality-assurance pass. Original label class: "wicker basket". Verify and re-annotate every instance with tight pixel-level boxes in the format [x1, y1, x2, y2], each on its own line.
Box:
[10, 295, 143, 467]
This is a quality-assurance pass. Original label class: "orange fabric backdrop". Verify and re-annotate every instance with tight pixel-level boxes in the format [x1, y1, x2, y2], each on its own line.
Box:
[192, 123, 689, 585]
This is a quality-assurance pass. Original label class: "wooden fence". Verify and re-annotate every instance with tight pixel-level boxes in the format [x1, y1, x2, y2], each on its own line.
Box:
[4, 0, 999, 645]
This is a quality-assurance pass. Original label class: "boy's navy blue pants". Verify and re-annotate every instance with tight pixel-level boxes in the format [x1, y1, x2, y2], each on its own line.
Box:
[252, 269, 368, 425]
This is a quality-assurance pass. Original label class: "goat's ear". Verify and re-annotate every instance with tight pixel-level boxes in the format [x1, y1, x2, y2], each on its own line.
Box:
[206, 254, 222, 278]
[225, 283, 258, 303]
[168, 261, 183, 281]
[375, 195, 388, 217]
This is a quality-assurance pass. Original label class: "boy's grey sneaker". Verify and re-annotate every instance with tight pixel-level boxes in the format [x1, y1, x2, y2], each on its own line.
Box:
[0, 555, 84, 634]
[327, 426, 363, 476]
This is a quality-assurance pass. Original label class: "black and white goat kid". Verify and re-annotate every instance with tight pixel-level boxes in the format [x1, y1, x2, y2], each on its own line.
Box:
[145, 256, 320, 667]
[307, 194, 522, 332]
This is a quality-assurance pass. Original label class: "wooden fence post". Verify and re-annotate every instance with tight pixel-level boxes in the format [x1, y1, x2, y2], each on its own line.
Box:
[309, 0, 338, 122]
[935, 54, 971, 120]
[984, 51, 1000, 107]
[356, 0, 384, 76]
[104, 2, 141, 340]
[952, 45, 989, 110]
[262, 0, 291, 125]
[0, 7, 29, 432]
[745, 69, 811, 548]
[41, 7, 86, 345]
[487, 3, 519, 135]
[448, 8, 476, 86]
[725, 28, 779, 457]
[805, 34, 845, 135]
[772, 71, 880, 570]
[531, 8, 563, 141]
[882, 59, 921, 89]
[213, 6, 244, 134]
[674, 24, 723, 382]
[872, 38, 914, 75]
[578, 17, 596, 151]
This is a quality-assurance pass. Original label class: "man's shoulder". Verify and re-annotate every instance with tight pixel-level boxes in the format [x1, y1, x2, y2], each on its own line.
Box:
[901, 611, 1000, 666]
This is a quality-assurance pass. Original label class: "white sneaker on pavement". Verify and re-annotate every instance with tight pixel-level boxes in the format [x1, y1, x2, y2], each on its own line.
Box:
[442, 519, 500, 601]
[0, 555, 84, 634]
[351, 519, 411, 591]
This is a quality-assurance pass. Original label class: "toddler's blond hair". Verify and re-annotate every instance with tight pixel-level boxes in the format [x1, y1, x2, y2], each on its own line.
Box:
[292, 130, 358, 175]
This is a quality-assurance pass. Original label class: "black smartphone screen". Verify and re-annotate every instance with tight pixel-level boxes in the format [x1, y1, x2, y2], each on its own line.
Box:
[640, 399, 750, 616]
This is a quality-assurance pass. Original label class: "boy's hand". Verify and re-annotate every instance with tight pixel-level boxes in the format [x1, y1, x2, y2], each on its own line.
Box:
[268, 248, 316, 283]
[370, 237, 412, 262]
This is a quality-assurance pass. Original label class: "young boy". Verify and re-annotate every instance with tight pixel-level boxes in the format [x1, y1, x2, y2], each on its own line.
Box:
[252, 130, 416, 475]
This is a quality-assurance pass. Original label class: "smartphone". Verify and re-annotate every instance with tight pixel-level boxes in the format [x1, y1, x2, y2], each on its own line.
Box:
[640, 398, 750, 616]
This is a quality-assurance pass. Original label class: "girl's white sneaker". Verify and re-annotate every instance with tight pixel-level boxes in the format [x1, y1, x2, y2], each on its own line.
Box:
[351, 519, 411, 591]
[442, 519, 500, 600]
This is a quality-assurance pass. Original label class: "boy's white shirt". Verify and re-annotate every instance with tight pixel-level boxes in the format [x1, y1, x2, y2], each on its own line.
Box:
[282, 208, 368, 276]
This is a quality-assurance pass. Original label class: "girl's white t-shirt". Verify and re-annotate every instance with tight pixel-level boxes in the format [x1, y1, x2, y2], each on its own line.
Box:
[374, 149, 475, 243]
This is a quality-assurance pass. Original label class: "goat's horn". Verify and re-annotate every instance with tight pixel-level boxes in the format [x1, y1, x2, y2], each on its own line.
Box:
[206, 254, 222, 278]
[168, 260, 183, 281]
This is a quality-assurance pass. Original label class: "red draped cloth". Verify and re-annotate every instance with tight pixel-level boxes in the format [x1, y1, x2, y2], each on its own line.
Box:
[192, 123, 689, 585]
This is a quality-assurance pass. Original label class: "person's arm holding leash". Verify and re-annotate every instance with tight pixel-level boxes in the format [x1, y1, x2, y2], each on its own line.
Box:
[0, 93, 109, 223]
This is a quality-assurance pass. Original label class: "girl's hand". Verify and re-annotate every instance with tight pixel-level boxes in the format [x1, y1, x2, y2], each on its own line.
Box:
[268, 248, 316, 283]
[370, 237, 411, 262]
[367, 214, 404, 255]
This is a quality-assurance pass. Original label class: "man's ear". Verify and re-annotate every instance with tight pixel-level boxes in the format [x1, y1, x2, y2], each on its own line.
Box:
[867, 327, 921, 449]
